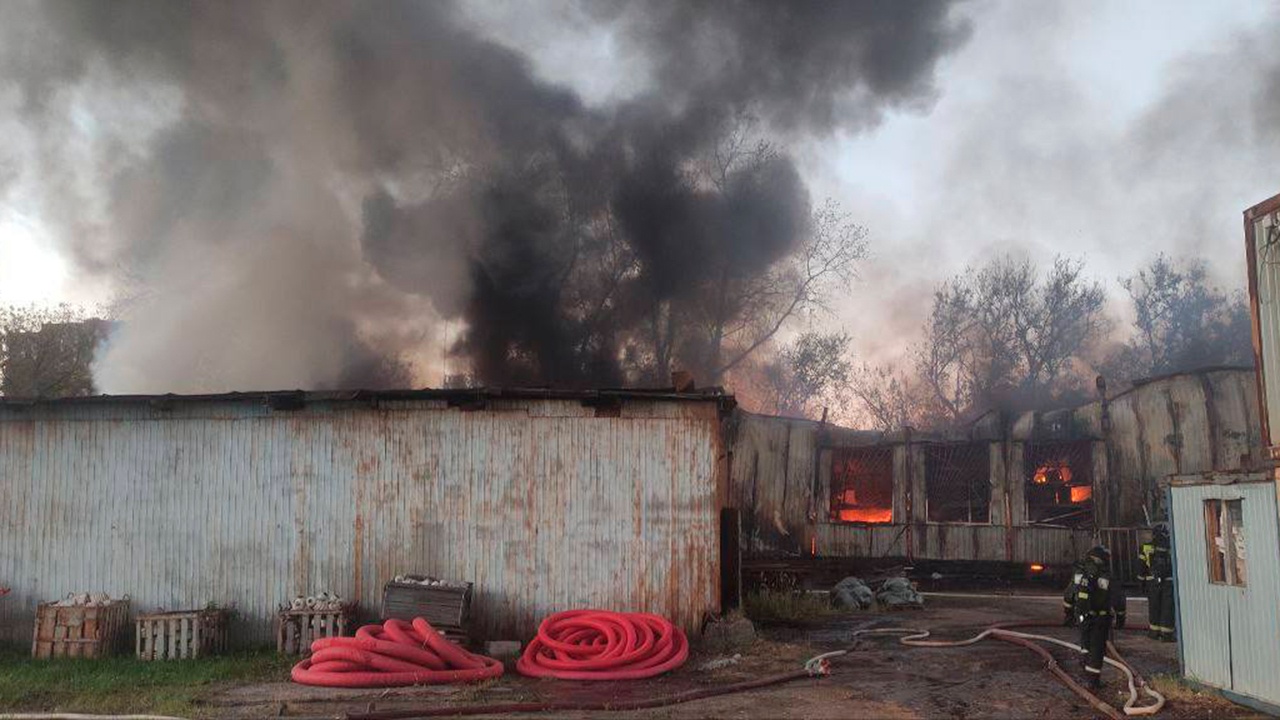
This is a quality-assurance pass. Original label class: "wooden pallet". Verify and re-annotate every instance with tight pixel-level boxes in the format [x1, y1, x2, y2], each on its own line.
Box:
[136, 609, 228, 660]
[276, 607, 353, 655]
[32, 600, 131, 659]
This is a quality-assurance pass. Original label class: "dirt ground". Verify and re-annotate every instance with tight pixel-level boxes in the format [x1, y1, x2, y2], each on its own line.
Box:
[203, 594, 1262, 720]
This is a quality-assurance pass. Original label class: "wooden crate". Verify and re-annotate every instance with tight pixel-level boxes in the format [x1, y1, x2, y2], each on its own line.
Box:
[381, 579, 472, 646]
[136, 609, 228, 660]
[32, 599, 131, 659]
[276, 607, 353, 655]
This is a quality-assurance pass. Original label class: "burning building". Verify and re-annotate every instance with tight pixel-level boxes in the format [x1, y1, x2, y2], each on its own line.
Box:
[727, 366, 1263, 580]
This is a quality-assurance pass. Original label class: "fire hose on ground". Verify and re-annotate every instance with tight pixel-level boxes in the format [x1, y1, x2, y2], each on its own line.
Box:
[803, 624, 1164, 719]
[334, 612, 1165, 719]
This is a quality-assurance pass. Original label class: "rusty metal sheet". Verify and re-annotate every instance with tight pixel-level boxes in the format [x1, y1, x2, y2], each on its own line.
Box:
[0, 397, 724, 645]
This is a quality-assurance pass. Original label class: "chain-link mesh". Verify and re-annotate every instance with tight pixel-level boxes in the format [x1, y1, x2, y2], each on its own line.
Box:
[924, 443, 991, 523]
[829, 447, 894, 524]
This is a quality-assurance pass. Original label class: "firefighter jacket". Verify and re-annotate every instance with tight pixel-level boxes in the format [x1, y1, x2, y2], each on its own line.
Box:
[1074, 564, 1126, 624]
[1138, 542, 1173, 581]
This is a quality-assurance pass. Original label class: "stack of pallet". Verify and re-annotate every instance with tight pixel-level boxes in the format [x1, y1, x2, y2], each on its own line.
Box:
[381, 576, 472, 646]
[136, 608, 228, 660]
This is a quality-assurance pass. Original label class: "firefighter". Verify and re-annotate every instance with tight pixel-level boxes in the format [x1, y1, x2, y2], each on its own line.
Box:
[1074, 545, 1125, 689]
[1139, 523, 1176, 642]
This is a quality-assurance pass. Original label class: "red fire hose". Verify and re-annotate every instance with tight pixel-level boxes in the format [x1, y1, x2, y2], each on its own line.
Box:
[515, 609, 689, 680]
[291, 618, 503, 688]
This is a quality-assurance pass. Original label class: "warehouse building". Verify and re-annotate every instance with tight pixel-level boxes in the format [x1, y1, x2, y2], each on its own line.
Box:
[0, 388, 734, 645]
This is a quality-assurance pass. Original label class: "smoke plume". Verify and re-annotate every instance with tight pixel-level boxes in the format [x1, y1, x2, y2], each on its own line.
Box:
[0, 0, 969, 392]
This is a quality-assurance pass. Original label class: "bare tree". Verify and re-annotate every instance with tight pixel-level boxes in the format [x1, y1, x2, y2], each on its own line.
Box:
[756, 331, 854, 418]
[850, 362, 931, 431]
[912, 255, 1107, 424]
[0, 304, 108, 398]
[704, 199, 867, 382]
[1106, 254, 1253, 382]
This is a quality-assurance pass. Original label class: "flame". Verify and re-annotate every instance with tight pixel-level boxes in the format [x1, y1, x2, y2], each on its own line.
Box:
[1033, 461, 1073, 485]
[1070, 486, 1092, 503]
[811, 536, 817, 556]
[838, 507, 893, 523]
[841, 489, 858, 505]
[1030, 564, 1045, 573]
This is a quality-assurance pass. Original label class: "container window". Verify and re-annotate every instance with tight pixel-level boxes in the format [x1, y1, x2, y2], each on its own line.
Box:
[830, 447, 893, 524]
[925, 443, 991, 523]
[1204, 499, 1247, 586]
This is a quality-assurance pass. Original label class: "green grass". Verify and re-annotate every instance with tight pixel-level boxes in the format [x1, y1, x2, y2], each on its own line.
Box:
[0, 644, 294, 717]
[743, 589, 847, 625]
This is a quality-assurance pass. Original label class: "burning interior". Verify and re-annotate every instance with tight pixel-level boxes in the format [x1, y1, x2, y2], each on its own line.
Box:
[925, 443, 991, 523]
[829, 447, 894, 524]
[1024, 441, 1093, 527]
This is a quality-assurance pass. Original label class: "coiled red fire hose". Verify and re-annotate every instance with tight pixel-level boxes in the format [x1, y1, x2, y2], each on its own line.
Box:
[291, 617, 503, 688]
[516, 609, 689, 680]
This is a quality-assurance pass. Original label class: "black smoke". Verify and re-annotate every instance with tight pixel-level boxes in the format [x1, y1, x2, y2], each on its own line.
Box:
[1, 0, 970, 392]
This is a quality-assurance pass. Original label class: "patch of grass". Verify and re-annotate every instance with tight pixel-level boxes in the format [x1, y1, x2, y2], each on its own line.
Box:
[1148, 674, 1268, 718]
[0, 643, 293, 717]
[744, 589, 846, 625]
[1149, 673, 1209, 704]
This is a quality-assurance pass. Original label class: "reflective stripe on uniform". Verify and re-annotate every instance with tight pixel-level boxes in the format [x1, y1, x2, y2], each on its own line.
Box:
[1084, 665, 1102, 674]
[1077, 592, 1089, 599]
[1150, 624, 1175, 632]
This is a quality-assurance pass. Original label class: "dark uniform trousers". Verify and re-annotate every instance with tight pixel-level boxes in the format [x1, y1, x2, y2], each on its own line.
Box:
[1140, 542, 1176, 639]
[1148, 578, 1175, 637]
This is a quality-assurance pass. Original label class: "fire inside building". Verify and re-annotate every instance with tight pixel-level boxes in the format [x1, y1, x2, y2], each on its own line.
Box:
[726, 366, 1264, 584]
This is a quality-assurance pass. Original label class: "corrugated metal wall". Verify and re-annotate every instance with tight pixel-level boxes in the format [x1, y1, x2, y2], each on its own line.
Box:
[0, 397, 724, 644]
[1094, 369, 1262, 525]
[727, 368, 1262, 567]
[1170, 480, 1280, 706]
[1251, 209, 1280, 448]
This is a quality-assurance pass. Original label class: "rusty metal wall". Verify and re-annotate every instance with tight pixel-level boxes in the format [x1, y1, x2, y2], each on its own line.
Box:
[1248, 203, 1280, 449]
[0, 397, 724, 645]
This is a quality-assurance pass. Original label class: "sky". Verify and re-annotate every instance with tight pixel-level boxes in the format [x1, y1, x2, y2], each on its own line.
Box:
[0, 0, 1277, 383]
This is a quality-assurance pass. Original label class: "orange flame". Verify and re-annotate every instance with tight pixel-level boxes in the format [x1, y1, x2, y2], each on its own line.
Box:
[1033, 461, 1073, 485]
[1070, 486, 1092, 503]
[838, 507, 893, 523]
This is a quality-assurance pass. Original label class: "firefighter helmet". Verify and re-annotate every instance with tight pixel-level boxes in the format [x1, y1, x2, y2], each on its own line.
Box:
[1085, 544, 1111, 563]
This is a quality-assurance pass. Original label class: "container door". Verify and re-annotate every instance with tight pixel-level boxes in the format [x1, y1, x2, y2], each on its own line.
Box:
[1224, 485, 1280, 703]
[1171, 485, 1232, 689]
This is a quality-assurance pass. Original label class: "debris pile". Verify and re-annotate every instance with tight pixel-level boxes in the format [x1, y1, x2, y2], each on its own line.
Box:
[876, 578, 925, 610]
[831, 577, 875, 610]
[53, 592, 122, 608]
[392, 575, 469, 589]
[287, 592, 346, 612]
